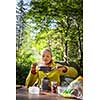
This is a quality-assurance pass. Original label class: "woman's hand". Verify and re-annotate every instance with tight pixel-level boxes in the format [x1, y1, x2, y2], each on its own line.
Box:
[56, 65, 67, 73]
[31, 63, 37, 74]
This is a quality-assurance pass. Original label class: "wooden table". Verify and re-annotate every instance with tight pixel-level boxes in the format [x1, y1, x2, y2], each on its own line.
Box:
[16, 86, 81, 100]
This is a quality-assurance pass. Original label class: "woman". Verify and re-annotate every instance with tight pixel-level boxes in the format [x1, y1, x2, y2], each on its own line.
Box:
[25, 48, 78, 88]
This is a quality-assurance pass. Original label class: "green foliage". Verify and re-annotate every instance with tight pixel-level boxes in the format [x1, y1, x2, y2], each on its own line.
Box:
[24, 0, 83, 63]
[16, 0, 83, 84]
[16, 63, 30, 85]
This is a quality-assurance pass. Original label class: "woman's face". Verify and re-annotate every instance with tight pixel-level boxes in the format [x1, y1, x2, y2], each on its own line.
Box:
[41, 50, 52, 65]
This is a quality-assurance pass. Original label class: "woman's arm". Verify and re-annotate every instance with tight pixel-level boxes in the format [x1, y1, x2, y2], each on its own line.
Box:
[25, 70, 38, 88]
[62, 66, 78, 78]
[25, 63, 39, 88]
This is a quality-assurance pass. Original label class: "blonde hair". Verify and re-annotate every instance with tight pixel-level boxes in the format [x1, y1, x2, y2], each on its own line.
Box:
[41, 48, 52, 57]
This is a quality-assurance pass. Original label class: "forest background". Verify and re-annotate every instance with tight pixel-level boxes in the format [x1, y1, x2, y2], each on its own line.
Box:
[16, 0, 83, 85]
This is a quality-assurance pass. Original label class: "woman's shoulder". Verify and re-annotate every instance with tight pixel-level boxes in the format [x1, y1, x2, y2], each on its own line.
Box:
[51, 62, 57, 67]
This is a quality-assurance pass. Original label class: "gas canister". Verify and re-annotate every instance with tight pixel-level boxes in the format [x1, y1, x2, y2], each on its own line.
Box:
[41, 77, 51, 91]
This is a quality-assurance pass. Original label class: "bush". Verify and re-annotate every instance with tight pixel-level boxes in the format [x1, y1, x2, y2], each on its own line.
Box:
[16, 63, 30, 85]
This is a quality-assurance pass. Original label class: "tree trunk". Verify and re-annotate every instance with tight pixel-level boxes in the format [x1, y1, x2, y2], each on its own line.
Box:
[77, 26, 83, 67]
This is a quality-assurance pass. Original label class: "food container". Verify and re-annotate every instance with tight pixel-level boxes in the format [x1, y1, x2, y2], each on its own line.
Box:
[28, 86, 40, 94]
[57, 86, 67, 94]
